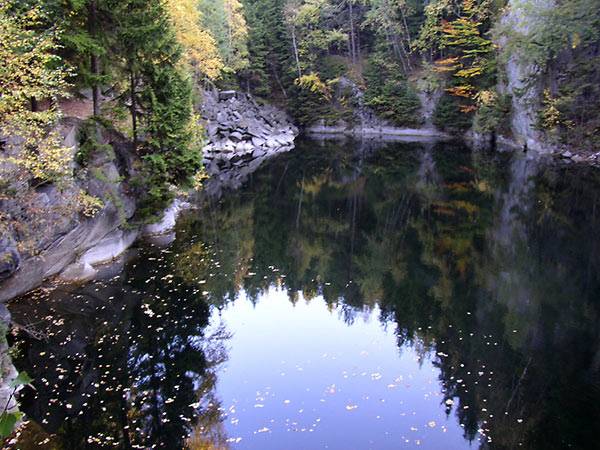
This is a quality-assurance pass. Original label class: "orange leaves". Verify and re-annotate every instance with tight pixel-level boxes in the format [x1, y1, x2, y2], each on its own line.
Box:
[434, 57, 460, 72]
[446, 85, 475, 98]
[459, 104, 478, 113]
[455, 66, 483, 78]
[432, 0, 497, 112]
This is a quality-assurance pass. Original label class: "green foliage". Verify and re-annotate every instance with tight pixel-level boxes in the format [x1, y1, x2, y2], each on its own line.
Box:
[242, 0, 290, 97]
[76, 118, 115, 166]
[58, 0, 113, 103]
[473, 91, 511, 134]
[318, 55, 348, 80]
[0, 370, 31, 438]
[0, 411, 22, 438]
[198, 0, 249, 73]
[288, 81, 345, 126]
[364, 0, 425, 72]
[106, 0, 203, 217]
[433, 93, 473, 131]
[141, 66, 202, 185]
[135, 154, 175, 219]
[363, 54, 422, 127]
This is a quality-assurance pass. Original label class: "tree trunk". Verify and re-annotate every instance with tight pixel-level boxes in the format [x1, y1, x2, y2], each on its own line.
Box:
[270, 61, 287, 98]
[291, 27, 302, 79]
[30, 97, 39, 112]
[91, 55, 101, 116]
[399, 6, 413, 49]
[348, 0, 357, 65]
[387, 30, 408, 73]
[89, 0, 101, 116]
[130, 71, 138, 149]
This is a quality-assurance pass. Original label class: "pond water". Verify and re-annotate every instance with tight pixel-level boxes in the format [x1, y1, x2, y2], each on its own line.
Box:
[4, 138, 600, 449]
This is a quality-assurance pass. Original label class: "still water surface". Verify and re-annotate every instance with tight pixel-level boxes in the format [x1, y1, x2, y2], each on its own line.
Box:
[5, 138, 600, 449]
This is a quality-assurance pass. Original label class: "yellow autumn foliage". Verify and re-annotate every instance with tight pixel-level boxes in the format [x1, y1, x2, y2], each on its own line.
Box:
[0, 1, 73, 184]
[295, 73, 332, 100]
[166, 0, 224, 79]
[223, 0, 249, 71]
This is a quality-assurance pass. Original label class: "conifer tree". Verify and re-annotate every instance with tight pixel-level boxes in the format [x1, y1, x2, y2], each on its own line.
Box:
[111, 0, 178, 146]
[36, 0, 116, 116]
[110, 0, 202, 215]
[242, 0, 290, 97]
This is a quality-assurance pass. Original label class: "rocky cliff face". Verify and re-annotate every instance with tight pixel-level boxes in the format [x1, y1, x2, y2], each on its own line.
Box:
[0, 92, 299, 303]
[306, 77, 447, 139]
[499, 0, 557, 153]
[0, 119, 138, 302]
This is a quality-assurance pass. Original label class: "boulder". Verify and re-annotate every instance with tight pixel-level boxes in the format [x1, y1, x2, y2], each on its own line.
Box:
[59, 262, 98, 282]
[230, 131, 243, 141]
[200, 89, 298, 174]
[79, 229, 139, 266]
[266, 138, 279, 147]
[0, 238, 20, 281]
[252, 149, 267, 158]
[252, 136, 266, 147]
[142, 199, 191, 236]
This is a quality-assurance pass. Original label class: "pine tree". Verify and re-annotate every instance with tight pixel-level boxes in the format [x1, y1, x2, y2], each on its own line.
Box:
[42, 0, 116, 116]
[110, 0, 202, 216]
[242, 0, 290, 97]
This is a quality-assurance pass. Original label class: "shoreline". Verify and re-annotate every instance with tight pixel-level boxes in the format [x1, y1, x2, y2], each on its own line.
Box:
[1, 129, 597, 304]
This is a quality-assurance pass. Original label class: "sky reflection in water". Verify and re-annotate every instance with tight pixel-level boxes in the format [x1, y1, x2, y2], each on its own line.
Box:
[214, 289, 470, 449]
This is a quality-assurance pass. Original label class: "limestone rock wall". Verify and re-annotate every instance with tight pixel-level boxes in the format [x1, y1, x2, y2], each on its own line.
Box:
[499, 0, 557, 153]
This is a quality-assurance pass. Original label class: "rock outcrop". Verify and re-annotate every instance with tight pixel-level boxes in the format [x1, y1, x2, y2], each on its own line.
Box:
[0, 237, 20, 281]
[306, 77, 447, 138]
[142, 199, 191, 236]
[0, 120, 138, 302]
[0, 91, 300, 302]
[499, 0, 556, 154]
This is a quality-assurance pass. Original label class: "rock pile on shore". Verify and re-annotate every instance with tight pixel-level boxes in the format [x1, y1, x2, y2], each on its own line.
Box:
[201, 90, 298, 165]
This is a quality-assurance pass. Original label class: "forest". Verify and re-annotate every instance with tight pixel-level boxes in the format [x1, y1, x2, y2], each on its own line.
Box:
[1, 0, 600, 447]
[2, 0, 600, 211]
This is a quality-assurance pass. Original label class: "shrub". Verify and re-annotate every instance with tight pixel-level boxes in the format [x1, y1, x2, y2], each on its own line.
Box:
[433, 93, 473, 132]
[363, 54, 422, 127]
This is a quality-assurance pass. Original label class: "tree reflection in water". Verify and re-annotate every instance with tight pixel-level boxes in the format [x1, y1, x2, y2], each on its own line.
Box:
[6, 138, 600, 449]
